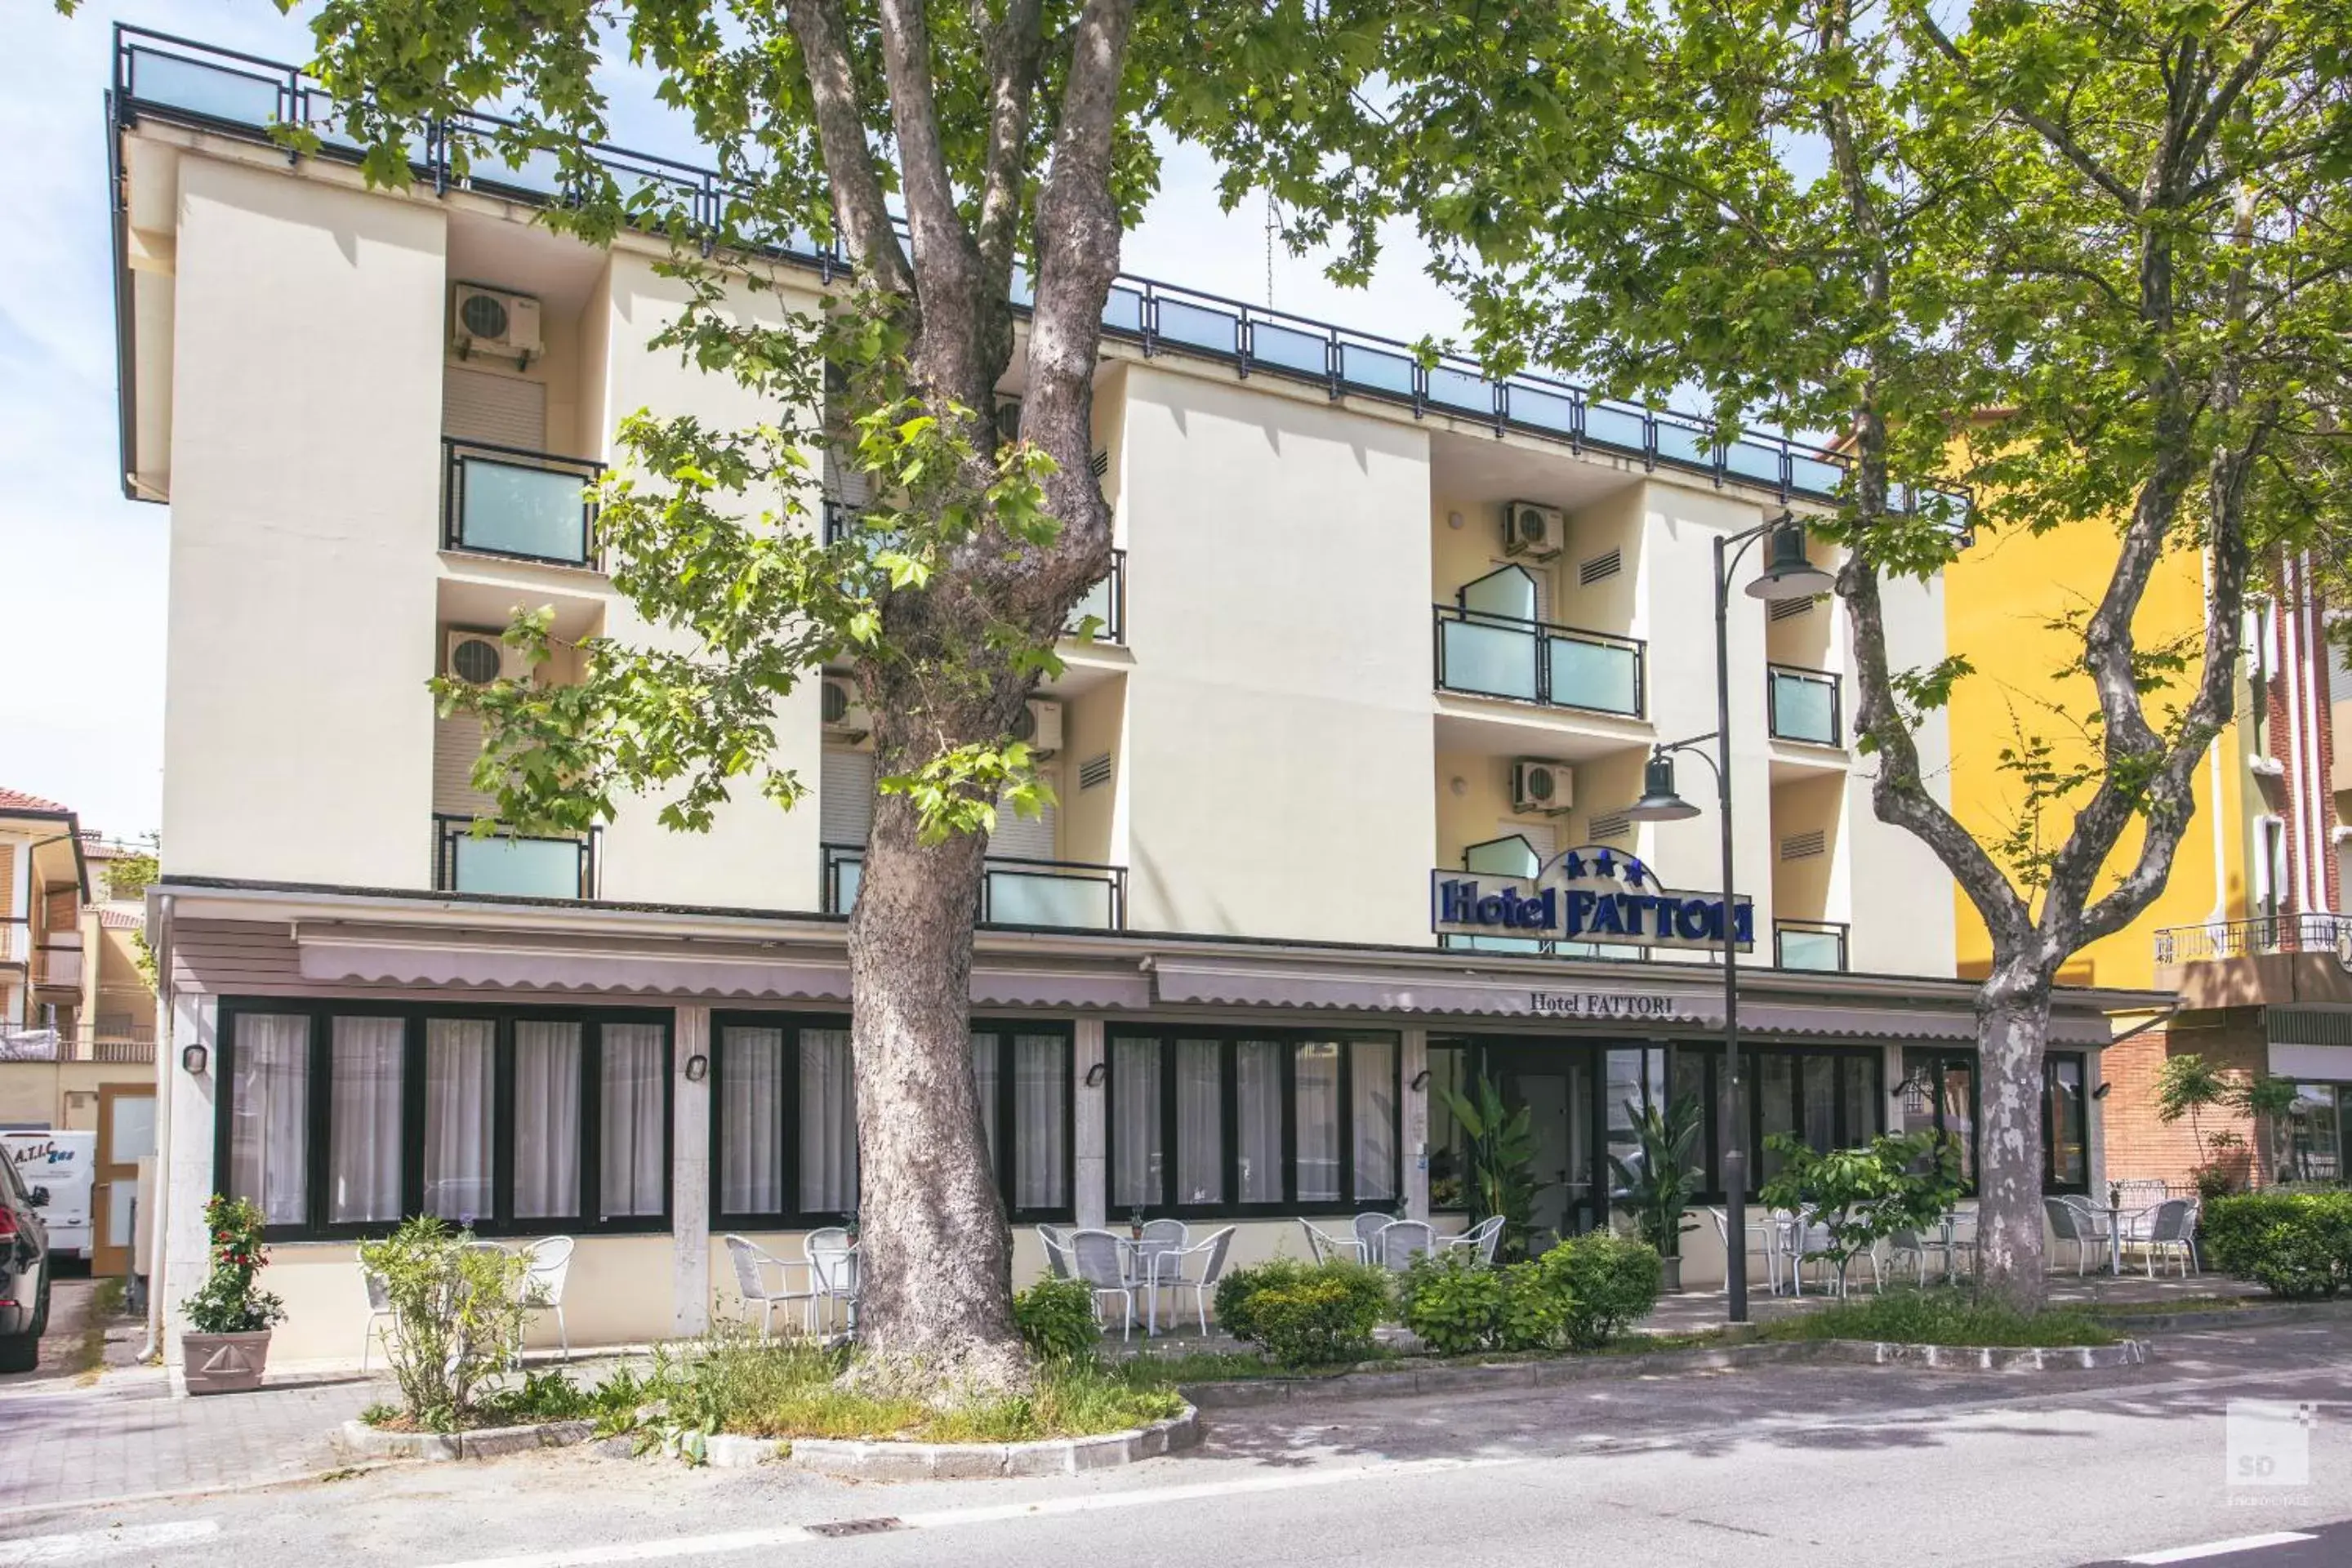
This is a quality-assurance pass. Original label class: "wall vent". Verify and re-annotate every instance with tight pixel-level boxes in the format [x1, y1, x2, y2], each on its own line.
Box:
[1578, 549, 1622, 588]
[1078, 752, 1115, 791]
[1769, 595, 1817, 622]
[1588, 812, 1632, 842]
[1089, 451, 1110, 479]
[1780, 830, 1827, 861]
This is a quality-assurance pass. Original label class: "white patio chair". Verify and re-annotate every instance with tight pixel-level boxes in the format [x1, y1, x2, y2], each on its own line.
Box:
[1882, 1227, 1935, 1287]
[1352, 1211, 1392, 1263]
[1131, 1218, 1187, 1329]
[2047, 1197, 2111, 1277]
[1938, 1209, 1980, 1281]
[1151, 1227, 1237, 1335]
[1068, 1228, 1136, 1340]
[1785, 1218, 1838, 1296]
[359, 1266, 395, 1373]
[1037, 1225, 1074, 1280]
[2122, 1199, 2197, 1279]
[1375, 1218, 1437, 1272]
[521, 1236, 575, 1361]
[1710, 1208, 1781, 1295]
[807, 1227, 860, 1334]
[1446, 1214, 1505, 1265]
[723, 1233, 815, 1338]
[1298, 1218, 1352, 1265]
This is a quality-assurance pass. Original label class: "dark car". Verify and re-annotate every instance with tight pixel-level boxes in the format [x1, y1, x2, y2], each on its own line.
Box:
[0, 1149, 51, 1374]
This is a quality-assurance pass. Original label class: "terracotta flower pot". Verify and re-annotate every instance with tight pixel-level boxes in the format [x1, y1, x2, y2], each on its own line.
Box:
[183, 1330, 273, 1395]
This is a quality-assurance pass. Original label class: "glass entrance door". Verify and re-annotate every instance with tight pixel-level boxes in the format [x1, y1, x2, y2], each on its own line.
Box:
[1494, 1051, 1597, 1251]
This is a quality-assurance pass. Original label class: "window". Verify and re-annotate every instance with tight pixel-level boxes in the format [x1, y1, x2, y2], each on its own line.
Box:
[1749, 1045, 1881, 1184]
[2045, 1054, 2087, 1192]
[216, 1002, 671, 1240]
[2274, 1085, 2345, 1184]
[1901, 1049, 2088, 1192]
[1107, 1028, 1399, 1217]
[971, 1024, 1075, 1220]
[1428, 1042, 1468, 1211]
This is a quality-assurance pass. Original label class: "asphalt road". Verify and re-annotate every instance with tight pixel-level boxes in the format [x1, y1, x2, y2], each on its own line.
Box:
[3, 1318, 2349, 1568]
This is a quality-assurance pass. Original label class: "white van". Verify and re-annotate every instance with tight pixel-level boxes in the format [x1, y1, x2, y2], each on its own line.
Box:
[3, 1131, 95, 1261]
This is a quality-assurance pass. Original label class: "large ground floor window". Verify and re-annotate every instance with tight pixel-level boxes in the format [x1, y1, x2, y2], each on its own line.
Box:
[710, 1014, 1073, 1226]
[1108, 1028, 1398, 1218]
[1898, 1048, 2089, 1194]
[216, 1000, 672, 1241]
[2274, 1083, 2346, 1184]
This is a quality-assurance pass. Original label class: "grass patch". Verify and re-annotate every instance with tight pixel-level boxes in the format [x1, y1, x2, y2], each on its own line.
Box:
[615, 1336, 1184, 1446]
[2080, 1295, 2265, 1318]
[71, 1276, 127, 1385]
[1756, 1289, 2120, 1348]
[361, 1368, 612, 1432]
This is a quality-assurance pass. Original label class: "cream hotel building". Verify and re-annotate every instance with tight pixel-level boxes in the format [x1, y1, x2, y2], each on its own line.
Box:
[112, 27, 2143, 1365]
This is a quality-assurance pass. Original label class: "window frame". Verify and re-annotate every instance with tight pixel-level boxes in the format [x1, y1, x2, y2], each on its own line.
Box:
[213, 997, 675, 1244]
[969, 1018, 1078, 1225]
[1900, 1047, 2091, 1195]
[1105, 1025, 1401, 1221]
[2042, 1052, 2090, 1195]
[707, 1010, 859, 1230]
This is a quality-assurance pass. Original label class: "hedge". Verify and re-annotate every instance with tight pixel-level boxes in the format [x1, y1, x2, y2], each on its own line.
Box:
[2200, 1191, 2352, 1299]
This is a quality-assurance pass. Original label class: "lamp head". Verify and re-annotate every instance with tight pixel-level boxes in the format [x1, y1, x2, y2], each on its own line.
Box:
[1624, 753, 1702, 822]
[1748, 517, 1837, 601]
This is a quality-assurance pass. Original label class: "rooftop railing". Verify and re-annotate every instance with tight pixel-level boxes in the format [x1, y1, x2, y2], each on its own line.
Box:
[111, 24, 1976, 523]
[2154, 913, 2352, 967]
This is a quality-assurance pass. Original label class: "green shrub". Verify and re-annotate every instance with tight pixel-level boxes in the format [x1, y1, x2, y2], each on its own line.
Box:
[1399, 1253, 1574, 1354]
[2203, 1192, 2352, 1298]
[1541, 1232, 1661, 1348]
[1013, 1276, 1101, 1362]
[357, 1217, 533, 1432]
[1215, 1258, 1390, 1368]
[1496, 1261, 1571, 1351]
[1757, 1288, 2118, 1348]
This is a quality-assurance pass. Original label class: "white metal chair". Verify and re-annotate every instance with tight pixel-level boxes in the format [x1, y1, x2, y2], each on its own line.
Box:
[520, 1236, 575, 1361]
[2122, 1198, 2198, 1278]
[1068, 1228, 1136, 1340]
[1375, 1218, 1437, 1272]
[1882, 1227, 1936, 1286]
[1784, 1218, 1838, 1296]
[1446, 1214, 1505, 1265]
[1150, 1226, 1237, 1335]
[1298, 1218, 1352, 1264]
[1037, 1225, 1074, 1279]
[1709, 1208, 1781, 1296]
[807, 1227, 860, 1334]
[724, 1233, 816, 1337]
[1352, 1211, 1392, 1263]
[2047, 1197, 2111, 1276]
[1131, 1218, 1187, 1327]
[359, 1267, 395, 1372]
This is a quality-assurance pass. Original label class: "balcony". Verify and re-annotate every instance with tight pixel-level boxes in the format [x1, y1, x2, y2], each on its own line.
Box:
[1774, 919, 1850, 972]
[0, 918, 24, 966]
[443, 439, 602, 567]
[2153, 913, 2352, 1009]
[434, 815, 599, 900]
[1433, 605, 1646, 718]
[1766, 664, 1842, 747]
[31, 942, 82, 993]
[825, 503, 1125, 644]
[1438, 933, 1653, 963]
[822, 844, 1126, 930]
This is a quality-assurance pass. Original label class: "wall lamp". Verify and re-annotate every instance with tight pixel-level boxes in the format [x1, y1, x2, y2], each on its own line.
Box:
[181, 1042, 208, 1076]
[2092, 1080, 2113, 1100]
[1410, 1068, 1432, 1092]
[1084, 1061, 1108, 1089]
[684, 1053, 710, 1084]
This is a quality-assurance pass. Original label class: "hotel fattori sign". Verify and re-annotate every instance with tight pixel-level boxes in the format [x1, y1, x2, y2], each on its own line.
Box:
[1432, 845, 1753, 953]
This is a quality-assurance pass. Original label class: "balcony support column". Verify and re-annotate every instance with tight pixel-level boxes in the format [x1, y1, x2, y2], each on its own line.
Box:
[1401, 1027, 1430, 1221]
[1073, 1016, 1107, 1229]
[670, 1004, 712, 1338]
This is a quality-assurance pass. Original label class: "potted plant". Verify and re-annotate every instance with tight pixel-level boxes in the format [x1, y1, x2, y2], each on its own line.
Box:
[181, 1194, 287, 1395]
[1439, 1073, 1545, 1260]
[1608, 1094, 1703, 1291]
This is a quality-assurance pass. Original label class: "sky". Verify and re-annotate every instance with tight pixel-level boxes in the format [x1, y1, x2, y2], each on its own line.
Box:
[0, 1, 1469, 844]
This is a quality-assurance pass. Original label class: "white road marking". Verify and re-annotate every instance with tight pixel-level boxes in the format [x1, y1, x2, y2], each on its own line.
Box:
[417, 1455, 1523, 1568]
[0, 1520, 221, 1565]
[2124, 1533, 2319, 1564]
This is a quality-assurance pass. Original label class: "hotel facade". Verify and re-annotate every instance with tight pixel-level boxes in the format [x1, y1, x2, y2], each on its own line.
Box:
[112, 28, 2145, 1366]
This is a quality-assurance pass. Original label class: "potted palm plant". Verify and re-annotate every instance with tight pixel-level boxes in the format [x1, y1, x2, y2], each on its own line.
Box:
[181, 1194, 287, 1395]
[1609, 1094, 1704, 1292]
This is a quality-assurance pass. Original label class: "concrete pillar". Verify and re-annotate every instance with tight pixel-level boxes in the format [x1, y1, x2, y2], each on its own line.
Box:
[1074, 1015, 1107, 1228]
[1401, 1027, 1429, 1219]
[671, 1004, 711, 1337]
[161, 991, 217, 1377]
[2087, 1044, 2108, 1200]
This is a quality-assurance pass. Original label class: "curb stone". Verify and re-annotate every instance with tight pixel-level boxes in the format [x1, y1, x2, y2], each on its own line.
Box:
[338, 1417, 596, 1462]
[697, 1408, 1198, 1478]
[2097, 1300, 2352, 1334]
[1179, 1338, 2147, 1406]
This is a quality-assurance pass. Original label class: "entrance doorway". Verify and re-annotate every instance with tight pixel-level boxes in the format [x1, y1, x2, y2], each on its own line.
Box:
[92, 1083, 156, 1278]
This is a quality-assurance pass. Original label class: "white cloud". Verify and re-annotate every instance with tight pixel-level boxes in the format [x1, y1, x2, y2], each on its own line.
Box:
[0, 2, 1453, 842]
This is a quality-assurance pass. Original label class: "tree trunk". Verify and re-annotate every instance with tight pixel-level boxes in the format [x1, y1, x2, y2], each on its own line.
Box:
[843, 788, 1026, 1396]
[1974, 962, 2052, 1308]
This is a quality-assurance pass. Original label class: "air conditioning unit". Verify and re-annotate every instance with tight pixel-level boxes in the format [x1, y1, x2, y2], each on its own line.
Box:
[1511, 759, 1574, 815]
[1011, 697, 1064, 758]
[819, 674, 872, 742]
[443, 629, 528, 688]
[452, 284, 543, 367]
[1503, 500, 1566, 562]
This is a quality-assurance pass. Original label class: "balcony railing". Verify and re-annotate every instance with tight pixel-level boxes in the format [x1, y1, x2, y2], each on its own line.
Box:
[433, 815, 599, 900]
[2154, 913, 2352, 967]
[825, 502, 1125, 644]
[1432, 604, 1646, 718]
[1766, 664, 1842, 747]
[111, 24, 1977, 527]
[31, 943, 83, 991]
[0, 918, 24, 966]
[443, 439, 602, 566]
[1774, 919, 1851, 972]
[822, 844, 1126, 930]
[1438, 933, 1654, 963]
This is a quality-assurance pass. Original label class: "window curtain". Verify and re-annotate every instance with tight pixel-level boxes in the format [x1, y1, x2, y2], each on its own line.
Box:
[973, 1032, 1001, 1170]
[1175, 1039, 1223, 1205]
[423, 1019, 494, 1223]
[229, 1013, 310, 1225]
[328, 1016, 404, 1224]
[1293, 1042, 1341, 1203]
[1801, 1056, 1837, 1152]
[1012, 1033, 1067, 1211]
[720, 1027, 785, 1214]
[1110, 1036, 1160, 1210]
[514, 1021, 582, 1219]
[800, 1027, 857, 1214]
[1351, 1038, 1398, 1203]
[1756, 1053, 1797, 1179]
[1234, 1041, 1282, 1203]
[600, 1022, 666, 1218]
[1842, 1056, 1880, 1143]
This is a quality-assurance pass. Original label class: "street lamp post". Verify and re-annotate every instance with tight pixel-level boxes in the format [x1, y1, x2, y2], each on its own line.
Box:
[1624, 514, 1833, 1324]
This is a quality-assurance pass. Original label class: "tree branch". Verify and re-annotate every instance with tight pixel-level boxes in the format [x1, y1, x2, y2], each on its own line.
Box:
[974, 0, 1046, 293]
[1910, 7, 2142, 215]
[782, 0, 914, 296]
